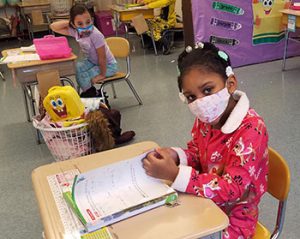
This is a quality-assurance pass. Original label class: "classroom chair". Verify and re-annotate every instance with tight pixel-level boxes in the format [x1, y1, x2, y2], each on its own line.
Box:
[131, 14, 158, 55]
[161, 22, 184, 55]
[131, 14, 183, 55]
[98, 37, 143, 105]
[253, 147, 291, 239]
[23, 10, 51, 40]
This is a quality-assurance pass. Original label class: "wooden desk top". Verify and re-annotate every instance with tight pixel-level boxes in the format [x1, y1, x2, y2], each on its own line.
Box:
[17, 1, 50, 8]
[111, 4, 150, 12]
[32, 141, 229, 239]
[111, 5, 155, 22]
[280, 9, 300, 17]
[2, 49, 77, 69]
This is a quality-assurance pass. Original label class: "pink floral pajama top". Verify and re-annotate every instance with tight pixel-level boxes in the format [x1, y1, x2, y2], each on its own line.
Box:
[171, 91, 269, 239]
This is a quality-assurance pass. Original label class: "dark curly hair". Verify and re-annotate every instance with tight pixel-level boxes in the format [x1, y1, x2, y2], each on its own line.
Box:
[177, 42, 231, 91]
[69, 4, 91, 28]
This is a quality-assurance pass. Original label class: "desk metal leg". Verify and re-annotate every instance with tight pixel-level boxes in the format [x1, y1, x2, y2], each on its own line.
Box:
[24, 83, 43, 143]
[282, 29, 289, 71]
[111, 83, 117, 98]
[22, 85, 31, 122]
[149, 28, 158, 55]
[0, 71, 5, 81]
[124, 23, 129, 39]
[114, 11, 120, 36]
[146, 20, 158, 56]
[27, 85, 36, 117]
[141, 34, 145, 48]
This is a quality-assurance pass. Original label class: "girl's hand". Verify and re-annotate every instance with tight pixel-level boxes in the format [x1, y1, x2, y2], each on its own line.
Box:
[155, 147, 179, 165]
[143, 148, 179, 181]
[92, 75, 106, 84]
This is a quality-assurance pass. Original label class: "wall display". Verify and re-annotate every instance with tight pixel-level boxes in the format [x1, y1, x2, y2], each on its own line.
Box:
[191, 0, 300, 67]
[252, 0, 286, 45]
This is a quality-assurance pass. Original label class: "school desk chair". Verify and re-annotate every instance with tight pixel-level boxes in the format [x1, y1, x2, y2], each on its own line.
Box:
[131, 14, 158, 55]
[253, 147, 291, 239]
[131, 14, 184, 55]
[98, 37, 143, 105]
[161, 22, 184, 55]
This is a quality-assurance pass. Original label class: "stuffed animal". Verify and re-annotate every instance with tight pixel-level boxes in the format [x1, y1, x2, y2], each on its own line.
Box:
[43, 86, 85, 122]
[82, 98, 135, 149]
[85, 110, 115, 152]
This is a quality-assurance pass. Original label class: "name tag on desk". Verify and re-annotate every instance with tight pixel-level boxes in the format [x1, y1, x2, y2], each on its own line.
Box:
[288, 15, 296, 32]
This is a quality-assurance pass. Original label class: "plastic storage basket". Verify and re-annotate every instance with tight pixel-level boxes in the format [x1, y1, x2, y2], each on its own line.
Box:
[33, 121, 93, 161]
[33, 35, 72, 60]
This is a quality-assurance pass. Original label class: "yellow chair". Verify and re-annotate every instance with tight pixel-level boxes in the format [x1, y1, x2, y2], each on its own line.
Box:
[98, 37, 143, 105]
[253, 147, 291, 239]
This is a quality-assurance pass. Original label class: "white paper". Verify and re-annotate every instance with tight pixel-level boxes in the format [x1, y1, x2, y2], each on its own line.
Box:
[2, 54, 40, 63]
[288, 15, 296, 32]
[73, 152, 175, 225]
[20, 45, 36, 52]
[47, 169, 86, 236]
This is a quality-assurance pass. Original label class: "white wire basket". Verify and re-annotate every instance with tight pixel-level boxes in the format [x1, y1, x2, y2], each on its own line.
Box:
[33, 121, 93, 161]
[50, 0, 72, 16]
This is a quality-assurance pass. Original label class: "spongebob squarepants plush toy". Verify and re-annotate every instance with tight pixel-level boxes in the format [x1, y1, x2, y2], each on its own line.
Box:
[43, 86, 85, 125]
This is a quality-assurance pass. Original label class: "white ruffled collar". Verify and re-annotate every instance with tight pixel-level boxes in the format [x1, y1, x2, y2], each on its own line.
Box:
[221, 90, 249, 134]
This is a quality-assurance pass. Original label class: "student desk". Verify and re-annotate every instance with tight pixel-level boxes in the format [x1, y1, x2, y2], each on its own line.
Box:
[32, 141, 229, 239]
[2, 49, 77, 122]
[280, 9, 300, 70]
[110, 5, 155, 36]
[17, 2, 51, 39]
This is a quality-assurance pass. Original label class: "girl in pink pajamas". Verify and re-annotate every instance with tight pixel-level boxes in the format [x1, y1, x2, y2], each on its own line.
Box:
[143, 42, 269, 239]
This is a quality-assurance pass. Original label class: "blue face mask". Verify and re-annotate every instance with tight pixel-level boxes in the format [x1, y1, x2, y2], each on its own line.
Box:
[77, 24, 93, 37]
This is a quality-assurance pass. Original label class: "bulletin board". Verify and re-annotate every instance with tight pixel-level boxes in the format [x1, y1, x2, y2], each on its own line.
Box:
[185, 0, 300, 67]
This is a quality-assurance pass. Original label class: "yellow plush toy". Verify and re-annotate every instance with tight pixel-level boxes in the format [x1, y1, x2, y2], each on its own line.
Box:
[141, 0, 176, 41]
[43, 86, 85, 123]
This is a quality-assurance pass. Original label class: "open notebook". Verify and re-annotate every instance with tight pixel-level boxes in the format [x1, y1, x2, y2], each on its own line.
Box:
[63, 152, 178, 232]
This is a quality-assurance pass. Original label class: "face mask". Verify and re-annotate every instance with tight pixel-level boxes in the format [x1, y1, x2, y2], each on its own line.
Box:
[187, 86, 230, 123]
[77, 24, 93, 37]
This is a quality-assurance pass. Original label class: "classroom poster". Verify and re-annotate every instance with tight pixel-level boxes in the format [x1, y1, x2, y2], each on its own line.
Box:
[191, 0, 300, 67]
[252, 0, 288, 45]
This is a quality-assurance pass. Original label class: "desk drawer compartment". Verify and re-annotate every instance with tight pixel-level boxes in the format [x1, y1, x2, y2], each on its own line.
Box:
[15, 61, 75, 83]
[22, 5, 51, 14]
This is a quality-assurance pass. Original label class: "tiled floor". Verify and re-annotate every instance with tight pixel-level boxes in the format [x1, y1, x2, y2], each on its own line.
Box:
[0, 35, 299, 238]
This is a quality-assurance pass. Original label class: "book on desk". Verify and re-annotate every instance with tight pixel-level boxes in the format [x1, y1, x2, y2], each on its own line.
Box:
[63, 152, 178, 232]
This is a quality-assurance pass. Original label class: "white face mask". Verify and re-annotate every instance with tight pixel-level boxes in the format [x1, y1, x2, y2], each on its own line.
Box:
[187, 87, 231, 123]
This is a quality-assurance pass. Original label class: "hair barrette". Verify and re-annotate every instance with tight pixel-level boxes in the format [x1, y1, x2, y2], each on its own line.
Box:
[218, 50, 228, 61]
[226, 66, 234, 77]
[185, 46, 193, 53]
[194, 42, 204, 49]
[178, 92, 188, 104]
